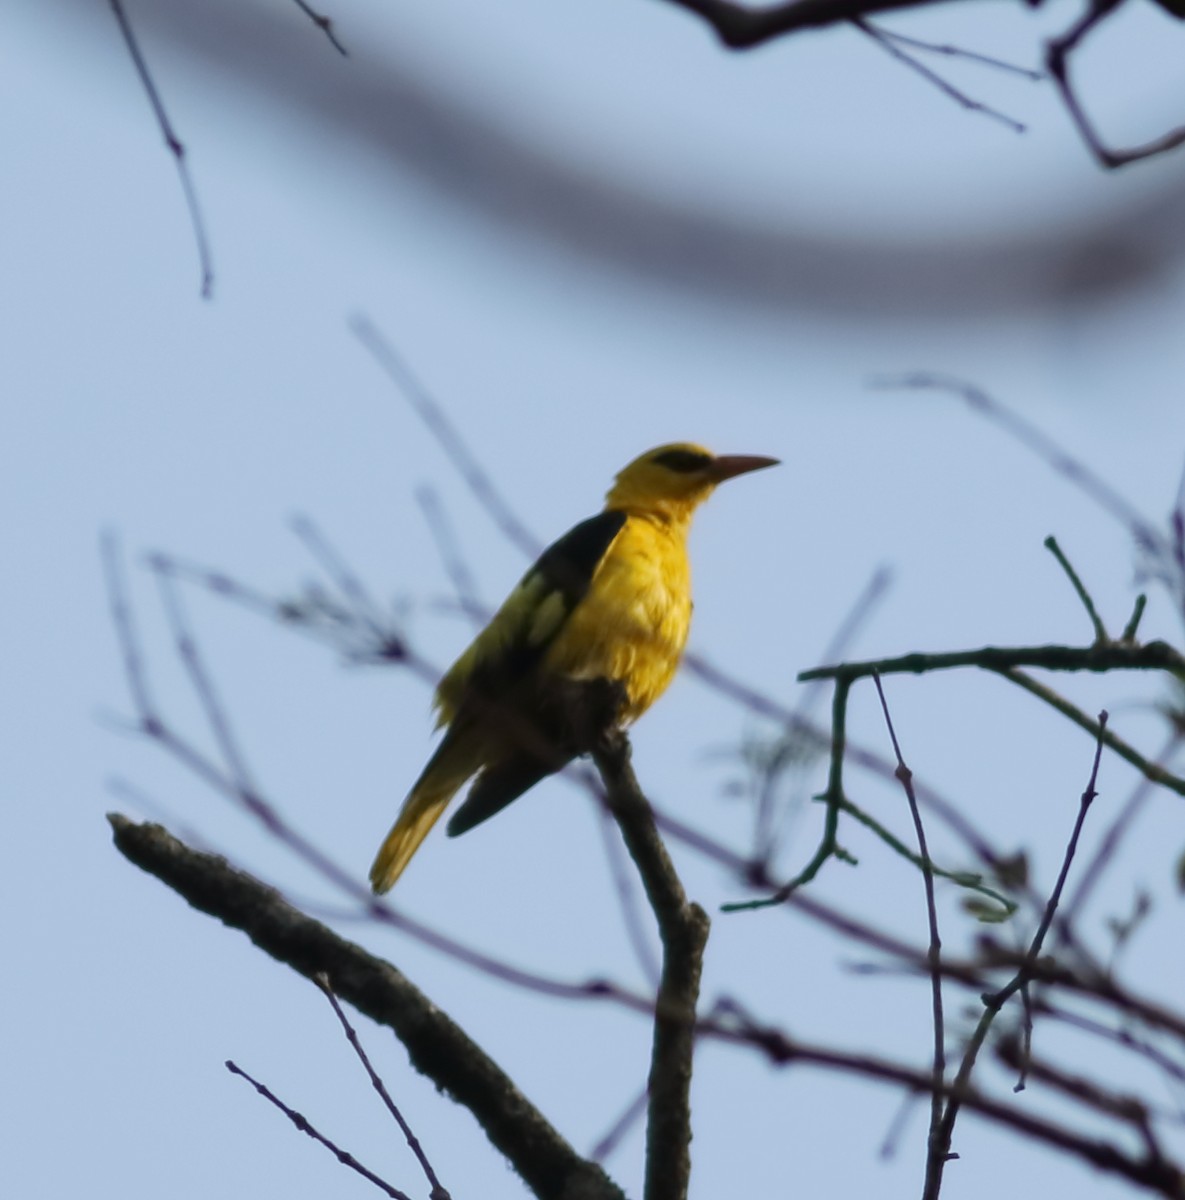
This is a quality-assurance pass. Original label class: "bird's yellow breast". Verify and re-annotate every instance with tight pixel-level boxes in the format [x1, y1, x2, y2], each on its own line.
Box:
[542, 514, 692, 722]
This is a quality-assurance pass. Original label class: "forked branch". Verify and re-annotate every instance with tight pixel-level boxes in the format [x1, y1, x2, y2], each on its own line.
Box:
[108, 814, 626, 1200]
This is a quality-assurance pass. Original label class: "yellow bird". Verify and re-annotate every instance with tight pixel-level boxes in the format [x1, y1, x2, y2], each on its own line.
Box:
[369, 442, 779, 892]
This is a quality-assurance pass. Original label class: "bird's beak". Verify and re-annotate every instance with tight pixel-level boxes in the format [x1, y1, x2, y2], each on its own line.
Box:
[707, 454, 780, 483]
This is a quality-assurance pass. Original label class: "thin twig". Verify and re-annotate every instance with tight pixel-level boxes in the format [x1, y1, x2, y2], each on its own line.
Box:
[102, 533, 159, 728]
[834, 794, 1015, 915]
[855, 18, 1026, 133]
[107, 0, 213, 297]
[225, 1061, 411, 1199]
[928, 713, 1109, 1175]
[1034, 998, 1185, 1099]
[314, 975, 450, 1200]
[1061, 731, 1182, 928]
[863, 24, 1043, 79]
[350, 315, 540, 561]
[995, 1035, 1165, 1134]
[998, 711, 1107, 1078]
[415, 485, 489, 624]
[597, 804, 663, 986]
[878, 1090, 923, 1160]
[993, 668, 1185, 797]
[725, 674, 853, 912]
[152, 534, 409, 667]
[753, 565, 891, 861]
[872, 675, 947, 1199]
[590, 1085, 650, 1163]
[289, 515, 405, 659]
[1121, 595, 1148, 643]
[1044, 536, 1108, 643]
[877, 375, 1171, 561]
[151, 559, 261, 799]
[1002, 712, 1106, 982]
[292, 0, 349, 54]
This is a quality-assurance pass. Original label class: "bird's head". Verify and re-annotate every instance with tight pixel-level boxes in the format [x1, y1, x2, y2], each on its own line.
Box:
[604, 443, 779, 524]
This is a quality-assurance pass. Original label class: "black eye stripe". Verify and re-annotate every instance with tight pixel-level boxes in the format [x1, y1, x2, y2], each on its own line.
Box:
[651, 449, 713, 473]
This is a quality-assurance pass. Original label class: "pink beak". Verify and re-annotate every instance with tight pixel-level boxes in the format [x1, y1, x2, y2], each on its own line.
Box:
[707, 454, 780, 483]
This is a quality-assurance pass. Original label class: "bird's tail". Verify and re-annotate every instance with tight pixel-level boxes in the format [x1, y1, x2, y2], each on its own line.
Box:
[369, 735, 478, 893]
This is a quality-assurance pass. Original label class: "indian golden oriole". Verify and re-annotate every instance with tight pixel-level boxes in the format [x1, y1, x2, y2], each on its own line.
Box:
[369, 442, 779, 892]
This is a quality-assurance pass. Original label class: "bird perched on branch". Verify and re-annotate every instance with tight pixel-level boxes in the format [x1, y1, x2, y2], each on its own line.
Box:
[369, 442, 779, 892]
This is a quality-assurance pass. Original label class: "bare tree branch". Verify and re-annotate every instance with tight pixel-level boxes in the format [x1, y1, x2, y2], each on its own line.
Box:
[1045, 0, 1185, 169]
[800, 641, 1185, 683]
[800, 640, 1185, 801]
[657, 0, 941, 46]
[658, 0, 1185, 168]
[109, 813, 1185, 1198]
[108, 814, 627, 1200]
[593, 734, 710, 1200]
[871, 675, 947, 1200]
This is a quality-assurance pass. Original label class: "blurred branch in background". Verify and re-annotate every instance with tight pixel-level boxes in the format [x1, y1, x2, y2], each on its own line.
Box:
[44, 0, 1185, 313]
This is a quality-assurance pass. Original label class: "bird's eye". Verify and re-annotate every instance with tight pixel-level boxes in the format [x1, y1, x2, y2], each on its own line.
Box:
[651, 449, 713, 473]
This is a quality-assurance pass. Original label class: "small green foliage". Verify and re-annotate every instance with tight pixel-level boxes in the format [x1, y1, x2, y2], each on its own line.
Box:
[961, 896, 1015, 925]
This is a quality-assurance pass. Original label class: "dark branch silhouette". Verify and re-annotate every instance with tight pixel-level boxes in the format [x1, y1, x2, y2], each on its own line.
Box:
[593, 735, 710, 1200]
[111, 814, 1185, 1198]
[111, 815, 627, 1200]
[657, 0, 1184, 168]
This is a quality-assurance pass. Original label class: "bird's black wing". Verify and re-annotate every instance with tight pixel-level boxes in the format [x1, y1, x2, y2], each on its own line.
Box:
[443, 510, 628, 700]
[532, 510, 629, 605]
[442, 511, 628, 836]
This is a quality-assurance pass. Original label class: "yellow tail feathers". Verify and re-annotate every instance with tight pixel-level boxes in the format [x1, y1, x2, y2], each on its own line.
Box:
[369, 783, 454, 893]
[369, 739, 479, 892]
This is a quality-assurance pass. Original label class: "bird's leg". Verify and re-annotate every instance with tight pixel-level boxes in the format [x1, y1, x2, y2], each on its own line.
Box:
[547, 676, 629, 760]
[582, 681, 632, 797]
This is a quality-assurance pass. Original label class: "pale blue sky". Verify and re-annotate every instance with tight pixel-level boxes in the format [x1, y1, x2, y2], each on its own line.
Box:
[5, 2, 1185, 1198]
